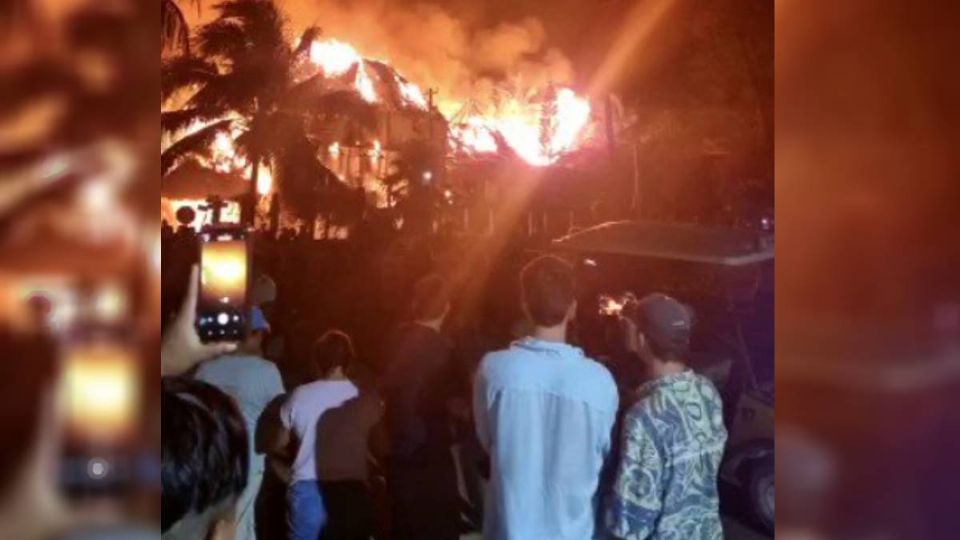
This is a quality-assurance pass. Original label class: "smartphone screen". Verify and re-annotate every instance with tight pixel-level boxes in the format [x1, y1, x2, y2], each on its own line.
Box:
[197, 228, 249, 342]
[60, 336, 139, 496]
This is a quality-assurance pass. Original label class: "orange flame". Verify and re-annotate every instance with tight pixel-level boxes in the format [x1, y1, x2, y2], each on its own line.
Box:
[181, 120, 273, 196]
[452, 87, 592, 166]
[309, 39, 362, 76]
[305, 38, 594, 166]
[355, 61, 378, 103]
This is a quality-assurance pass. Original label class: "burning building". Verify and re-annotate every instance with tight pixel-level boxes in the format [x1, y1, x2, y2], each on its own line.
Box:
[162, 20, 604, 235]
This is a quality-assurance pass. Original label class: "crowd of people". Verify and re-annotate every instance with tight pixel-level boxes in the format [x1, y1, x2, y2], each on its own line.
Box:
[160, 242, 730, 539]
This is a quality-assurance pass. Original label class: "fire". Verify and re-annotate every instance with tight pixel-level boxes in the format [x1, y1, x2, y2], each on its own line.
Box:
[310, 39, 362, 76]
[164, 35, 595, 218]
[550, 89, 593, 155]
[451, 87, 592, 166]
[169, 118, 273, 196]
[355, 61, 378, 103]
[599, 295, 626, 316]
[397, 76, 428, 110]
[305, 37, 594, 165]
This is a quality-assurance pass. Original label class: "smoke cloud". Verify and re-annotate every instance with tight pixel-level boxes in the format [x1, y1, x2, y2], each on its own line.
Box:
[280, 0, 575, 114]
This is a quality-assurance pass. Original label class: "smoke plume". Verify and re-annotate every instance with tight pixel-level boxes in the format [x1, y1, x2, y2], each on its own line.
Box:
[280, 0, 575, 114]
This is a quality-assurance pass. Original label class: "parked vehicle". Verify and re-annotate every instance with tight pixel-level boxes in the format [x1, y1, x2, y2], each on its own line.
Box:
[551, 220, 775, 533]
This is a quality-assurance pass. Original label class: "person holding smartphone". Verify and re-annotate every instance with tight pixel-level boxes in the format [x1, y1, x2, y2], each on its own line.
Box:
[194, 307, 285, 540]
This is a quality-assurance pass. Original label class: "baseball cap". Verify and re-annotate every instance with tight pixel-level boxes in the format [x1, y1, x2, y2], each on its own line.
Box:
[626, 293, 694, 354]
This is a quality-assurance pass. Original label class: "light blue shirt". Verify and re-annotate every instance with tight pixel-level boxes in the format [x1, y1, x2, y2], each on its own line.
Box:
[195, 355, 285, 540]
[474, 338, 619, 540]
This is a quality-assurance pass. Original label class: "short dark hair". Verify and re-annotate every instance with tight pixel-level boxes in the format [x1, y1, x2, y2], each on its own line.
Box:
[411, 274, 450, 321]
[161, 377, 248, 534]
[313, 330, 356, 376]
[521, 255, 576, 327]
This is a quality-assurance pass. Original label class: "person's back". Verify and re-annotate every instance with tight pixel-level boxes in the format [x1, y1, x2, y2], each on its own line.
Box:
[473, 255, 618, 540]
[611, 372, 726, 540]
[282, 379, 381, 483]
[277, 330, 382, 540]
[381, 274, 461, 540]
[382, 321, 453, 460]
[194, 311, 284, 540]
[195, 354, 284, 472]
[475, 338, 618, 539]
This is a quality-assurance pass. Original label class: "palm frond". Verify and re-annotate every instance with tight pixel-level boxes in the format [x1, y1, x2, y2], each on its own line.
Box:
[184, 70, 257, 116]
[161, 108, 226, 135]
[293, 25, 322, 57]
[213, 0, 286, 54]
[197, 19, 248, 61]
[161, 55, 218, 101]
[161, 118, 233, 176]
[161, 0, 191, 55]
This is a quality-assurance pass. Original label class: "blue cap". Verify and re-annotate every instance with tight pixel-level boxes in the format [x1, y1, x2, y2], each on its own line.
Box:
[250, 307, 270, 332]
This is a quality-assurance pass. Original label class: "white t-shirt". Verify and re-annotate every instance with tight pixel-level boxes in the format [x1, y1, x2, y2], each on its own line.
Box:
[280, 380, 383, 484]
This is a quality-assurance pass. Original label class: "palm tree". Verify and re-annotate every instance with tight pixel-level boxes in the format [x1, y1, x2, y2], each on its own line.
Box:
[161, 0, 376, 226]
[161, 0, 200, 55]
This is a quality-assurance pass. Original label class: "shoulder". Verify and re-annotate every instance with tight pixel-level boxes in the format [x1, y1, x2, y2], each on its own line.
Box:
[692, 373, 723, 401]
[250, 359, 284, 389]
[580, 355, 617, 390]
[287, 380, 321, 402]
[576, 355, 619, 410]
[478, 347, 513, 369]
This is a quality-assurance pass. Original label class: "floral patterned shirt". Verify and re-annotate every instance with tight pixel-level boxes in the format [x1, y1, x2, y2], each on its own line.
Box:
[605, 370, 727, 540]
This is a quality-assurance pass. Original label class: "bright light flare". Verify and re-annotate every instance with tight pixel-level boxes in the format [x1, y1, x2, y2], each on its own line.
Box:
[310, 39, 362, 76]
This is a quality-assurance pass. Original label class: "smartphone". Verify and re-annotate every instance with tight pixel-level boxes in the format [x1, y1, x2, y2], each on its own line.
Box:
[60, 330, 140, 497]
[197, 227, 249, 342]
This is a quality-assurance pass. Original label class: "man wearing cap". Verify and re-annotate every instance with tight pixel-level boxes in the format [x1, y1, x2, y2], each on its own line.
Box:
[195, 307, 286, 540]
[605, 294, 727, 540]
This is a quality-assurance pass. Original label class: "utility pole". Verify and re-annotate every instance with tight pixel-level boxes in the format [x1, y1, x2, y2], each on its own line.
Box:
[427, 88, 437, 142]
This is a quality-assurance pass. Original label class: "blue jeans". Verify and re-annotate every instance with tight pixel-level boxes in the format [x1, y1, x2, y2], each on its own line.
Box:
[288, 480, 327, 540]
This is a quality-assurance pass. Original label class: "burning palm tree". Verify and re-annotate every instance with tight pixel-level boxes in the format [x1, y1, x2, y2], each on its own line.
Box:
[161, 0, 376, 226]
[161, 0, 199, 55]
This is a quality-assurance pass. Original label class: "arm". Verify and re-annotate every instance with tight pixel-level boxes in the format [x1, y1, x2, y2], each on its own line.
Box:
[260, 394, 293, 484]
[605, 411, 664, 540]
